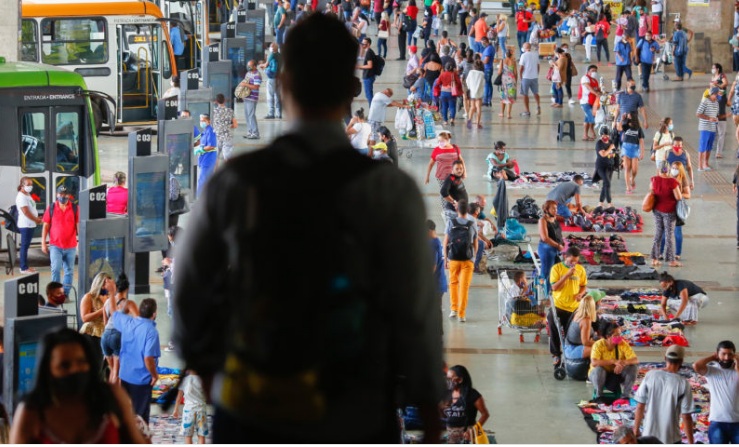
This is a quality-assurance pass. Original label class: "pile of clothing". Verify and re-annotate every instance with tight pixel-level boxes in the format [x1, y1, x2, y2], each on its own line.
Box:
[576, 363, 710, 444]
[597, 289, 689, 348]
[584, 265, 659, 280]
[564, 234, 645, 266]
[509, 195, 542, 223]
[565, 207, 644, 233]
[507, 171, 596, 189]
[151, 366, 182, 404]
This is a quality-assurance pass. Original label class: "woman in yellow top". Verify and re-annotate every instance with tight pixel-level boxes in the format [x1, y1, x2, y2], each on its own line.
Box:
[79, 272, 113, 375]
[547, 246, 587, 367]
[588, 322, 639, 401]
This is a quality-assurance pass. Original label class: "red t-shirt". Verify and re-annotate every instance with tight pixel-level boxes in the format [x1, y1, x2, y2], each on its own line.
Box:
[652, 176, 679, 214]
[516, 11, 532, 32]
[431, 145, 461, 180]
[407, 5, 418, 21]
[43, 202, 79, 249]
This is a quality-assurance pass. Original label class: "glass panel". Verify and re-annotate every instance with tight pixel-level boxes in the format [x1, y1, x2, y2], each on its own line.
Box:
[122, 24, 160, 71]
[166, 133, 191, 190]
[29, 176, 47, 238]
[55, 111, 80, 173]
[21, 20, 38, 62]
[88, 237, 125, 284]
[134, 172, 166, 237]
[21, 112, 47, 174]
[41, 18, 108, 65]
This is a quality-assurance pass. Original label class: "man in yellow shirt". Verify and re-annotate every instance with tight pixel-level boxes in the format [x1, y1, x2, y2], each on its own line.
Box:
[547, 247, 587, 367]
[589, 322, 639, 401]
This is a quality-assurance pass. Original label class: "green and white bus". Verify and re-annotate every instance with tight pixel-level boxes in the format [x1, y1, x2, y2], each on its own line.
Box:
[0, 58, 101, 237]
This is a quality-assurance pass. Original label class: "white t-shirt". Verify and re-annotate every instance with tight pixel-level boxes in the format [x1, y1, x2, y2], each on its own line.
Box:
[519, 51, 539, 80]
[652, 131, 673, 162]
[633, 369, 694, 444]
[703, 363, 739, 423]
[368, 93, 392, 123]
[350, 122, 372, 150]
[651, 0, 663, 13]
[181, 374, 207, 411]
[15, 192, 38, 229]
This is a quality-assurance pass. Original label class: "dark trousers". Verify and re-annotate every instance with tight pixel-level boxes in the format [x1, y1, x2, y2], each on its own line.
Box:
[458, 11, 468, 35]
[564, 76, 572, 99]
[18, 227, 34, 271]
[596, 39, 609, 62]
[640, 62, 653, 90]
[597, 166, 613, 203]
[81, 334, 104, 375]
[398, 30, 407, 59]
[734, 51, 739, 73]
[615, 65, 632, 91]
[213, 406, 400, 443]
[548, 307, 574, 357]
[122, 381, 153, 423]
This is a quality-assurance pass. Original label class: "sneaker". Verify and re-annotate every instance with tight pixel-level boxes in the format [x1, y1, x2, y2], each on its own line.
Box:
[568, 98, 576, 104]
[449, 311, 458, 318]
[520, 111, 531, 117]
[164, 342, 176, 352]
[264, 115, 276, 119]
[19, 268, 37, 274]
[458, 316, 466, 323]
[243, 133, 253, 139]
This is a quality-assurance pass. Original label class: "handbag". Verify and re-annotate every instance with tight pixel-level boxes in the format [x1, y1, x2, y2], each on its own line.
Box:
[642, 191, 655, 212]
[472, 422, 489, 444]
[493, 72, 502, 86]
[451, 75, 460, 97]
[545, 65, 554, 81]
[378, 29, 389, 38]
[676, 199, 690, 226]
[234, 80, 251, 99]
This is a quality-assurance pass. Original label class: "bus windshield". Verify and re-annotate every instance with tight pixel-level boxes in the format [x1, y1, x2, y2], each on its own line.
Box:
[41, 18, 108, 65]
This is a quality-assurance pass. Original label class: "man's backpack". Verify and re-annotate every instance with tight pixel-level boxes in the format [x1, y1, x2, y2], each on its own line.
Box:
[373, 53, 386, 76]
[447, 218, 474, 261]
[3, 205, 19, 233]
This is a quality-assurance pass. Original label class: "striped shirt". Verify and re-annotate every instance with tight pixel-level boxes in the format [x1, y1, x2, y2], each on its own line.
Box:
[696, 98, 719, 132]
[617, 91, 644, 118]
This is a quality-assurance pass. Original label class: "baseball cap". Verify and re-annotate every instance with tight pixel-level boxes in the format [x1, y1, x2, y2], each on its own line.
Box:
[480, 12, 488, 17]
[372, 142, 388, 151]
[56, 185, 68, 194]
[666, 345, 685, 361]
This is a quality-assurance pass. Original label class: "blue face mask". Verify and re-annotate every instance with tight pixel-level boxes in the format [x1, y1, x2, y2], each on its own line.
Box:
[57, 196, 69, 204]
[199, 121, 207, 129]
[668, 124, 674, 131]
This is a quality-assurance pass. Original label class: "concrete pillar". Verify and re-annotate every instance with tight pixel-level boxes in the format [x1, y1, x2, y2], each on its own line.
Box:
[0, 0, 19, 61]
[664, 0, 733, 74]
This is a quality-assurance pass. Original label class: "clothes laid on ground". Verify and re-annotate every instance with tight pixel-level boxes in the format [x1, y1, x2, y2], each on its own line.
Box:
[576, 362, 710, 444]
[505, 171, 596, 189]
[563, 234, 645, 266]
[583, 265, 658, 280]
[563, 207, 644, 233]
[150, 414, 214, 444]
[509, 195, 542, 223]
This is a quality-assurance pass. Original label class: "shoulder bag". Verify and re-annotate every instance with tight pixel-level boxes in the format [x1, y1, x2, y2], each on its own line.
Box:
[235, 80, 251, 99]
[676, 199, 690, 226]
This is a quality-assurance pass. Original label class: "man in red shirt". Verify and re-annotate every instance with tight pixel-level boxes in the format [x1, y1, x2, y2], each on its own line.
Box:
[41, 185, 79, 295]
[515, 2, 533, 54]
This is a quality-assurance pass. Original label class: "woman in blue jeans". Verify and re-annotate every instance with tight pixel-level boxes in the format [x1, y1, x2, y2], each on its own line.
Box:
[437, 62, 460, 125]
[15, 176, 43, 274]
[537, 200, 565, 294]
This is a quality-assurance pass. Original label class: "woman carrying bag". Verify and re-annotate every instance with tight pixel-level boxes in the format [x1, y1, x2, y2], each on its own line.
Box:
[647, 164, 682, 268]
[442, 365, 490, 444]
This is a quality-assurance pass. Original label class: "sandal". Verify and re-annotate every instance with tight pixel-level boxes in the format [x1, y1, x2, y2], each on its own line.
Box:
[669, 261, 682, 267]
[651, 259, 662, 267]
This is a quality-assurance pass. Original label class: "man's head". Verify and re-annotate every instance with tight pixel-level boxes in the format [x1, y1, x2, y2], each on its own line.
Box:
[456, 199, 469, 216]
[451, 160, 465, 177]
[613, 426, 638, 444]
[441, 45, 451, 56]
[645, 31, 653, 41]
[522, 42, 531, 52]
[469, 202, 481, 217]
[665, 345, 685, 366]
[46, 282, 65, 307]
[658, 271, 675, 291]
[481, 37, 490, 47]
[564, 247, 580, 267]
[215, 93, 226, 105]
[362, 37, 372, 48]
[427, 219, 436, 236]
[573, 174, 584, 186]
[716, 340, 737, 369]
[180, 109, 191, 118]
[709, 86, 720, 101]
[270, 42, 279, 53]
[383, 88, 394, 98]
[475, 194, 486, 208]
[588, 64, 598, 77]
[139, 298, 158, 320]
[247, 59, 257, 71]
[673, 136, 683, 150]
[199, 114, 210, 128]
[282, 14, 359, 117]
[627, 80, 636, 92]
[675, 21, 683, 31]
[56, 185, 71, 205]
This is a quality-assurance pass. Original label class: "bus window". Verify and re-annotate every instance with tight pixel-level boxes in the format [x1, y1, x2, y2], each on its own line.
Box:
[41, 18, 108, 65]
[21, 20, 39, 62]
[20, 112, 47, 174]
[55, 111, 80, 174]
[123, 25, 160, 70]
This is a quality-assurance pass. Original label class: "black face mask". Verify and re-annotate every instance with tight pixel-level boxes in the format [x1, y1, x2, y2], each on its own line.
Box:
[446, 378, 458, 390]
[52, 372, 89, 397]
[719, 360, 735, 369]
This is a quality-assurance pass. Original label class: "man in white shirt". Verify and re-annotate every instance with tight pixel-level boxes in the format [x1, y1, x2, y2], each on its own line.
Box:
[518, 43, 540, 117]
[579, 64, 601, 141]
[633, 345, 694, 444]
[694, 340, 739, 444]
[367, 88, 404, 145]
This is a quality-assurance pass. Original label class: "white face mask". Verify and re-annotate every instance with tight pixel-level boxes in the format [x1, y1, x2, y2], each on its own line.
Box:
[24, 185, 33, 193]
[711, 68, 717, 75]
[670, 168, 679, 177]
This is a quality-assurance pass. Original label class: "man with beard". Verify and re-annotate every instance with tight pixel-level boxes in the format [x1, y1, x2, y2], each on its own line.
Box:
[694, 340, 739, 444]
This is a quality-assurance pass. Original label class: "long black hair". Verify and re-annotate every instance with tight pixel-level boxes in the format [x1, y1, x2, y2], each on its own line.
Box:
[23, 328, 117, 427]
[448, 364, 474, 401]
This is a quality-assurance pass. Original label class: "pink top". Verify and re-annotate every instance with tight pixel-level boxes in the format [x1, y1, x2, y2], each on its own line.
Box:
[107, 185, 128, 214]
[431, 145, 462, 180]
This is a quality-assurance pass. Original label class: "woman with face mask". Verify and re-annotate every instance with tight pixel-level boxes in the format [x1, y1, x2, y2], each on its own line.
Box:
[649, 163, 682, 268]
[658, 271, 709, 325]
[593, 126, 616, 207]
[442, 365, 489, 444]
[15, 176, 43, 274]
[10, 328, 146, 443]
[537, 200, 564, 296]
[659, 162, 689, 261]
[620, 113, 645, 194]
[79, 272, 114, 375]
[651, 118, 674, 173]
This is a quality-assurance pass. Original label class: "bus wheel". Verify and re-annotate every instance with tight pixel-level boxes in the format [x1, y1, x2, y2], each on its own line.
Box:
[91, 101, 103, 136]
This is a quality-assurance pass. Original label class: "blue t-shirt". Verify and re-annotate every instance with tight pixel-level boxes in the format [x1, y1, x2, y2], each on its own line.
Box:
[615, 41, 631, 66]
[482, 45, 495, 71]
[672, 30, 688, 56]
[274, 6, 286, 28]
[113, 312, 161, 386]
[637, 39, 660, 64]
[430, 237, 448, 294]
[170, 26, 185, 56]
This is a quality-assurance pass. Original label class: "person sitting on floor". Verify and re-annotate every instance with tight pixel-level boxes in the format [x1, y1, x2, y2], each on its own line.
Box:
[485, 141, 519, 181]
[658, 271, 709, 326]
[589, 321, 639, 402]
[612, 426, 663, 444]
[545, 174, 585, 219]
[564, 295, 598, 360]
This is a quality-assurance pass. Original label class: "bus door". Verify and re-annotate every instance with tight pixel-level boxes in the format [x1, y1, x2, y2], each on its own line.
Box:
[118, 24, 165, 123]
[19, 107, 83, 232]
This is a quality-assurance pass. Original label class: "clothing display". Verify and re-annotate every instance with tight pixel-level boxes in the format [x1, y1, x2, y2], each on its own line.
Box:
[583, 265, 659, 280]
[152, 366, 182, 404]
[562, 207, 644, 233]
[506, 171, 597, 189]
[563, 234, 645, 266]
[149, 414, 214, 444]
[576, 362, 710, 444]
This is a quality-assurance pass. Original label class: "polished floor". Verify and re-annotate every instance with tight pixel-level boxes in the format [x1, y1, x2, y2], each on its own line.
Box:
[3, 23, 739, 444]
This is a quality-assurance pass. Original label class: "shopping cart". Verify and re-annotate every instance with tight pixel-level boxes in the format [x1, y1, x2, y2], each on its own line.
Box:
[594, 91, 618, 135]
[653, 40, 673, 81]
[496, 268, 548, 343]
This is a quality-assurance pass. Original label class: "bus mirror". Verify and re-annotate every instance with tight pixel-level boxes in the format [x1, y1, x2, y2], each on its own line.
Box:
[163, 44, 172, 80]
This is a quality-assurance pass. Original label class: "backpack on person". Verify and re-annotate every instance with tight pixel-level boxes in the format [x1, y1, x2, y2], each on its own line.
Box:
[373, 53, 386, 76]
[447, 218, 474, 261]
[47, 201, 79, 236]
